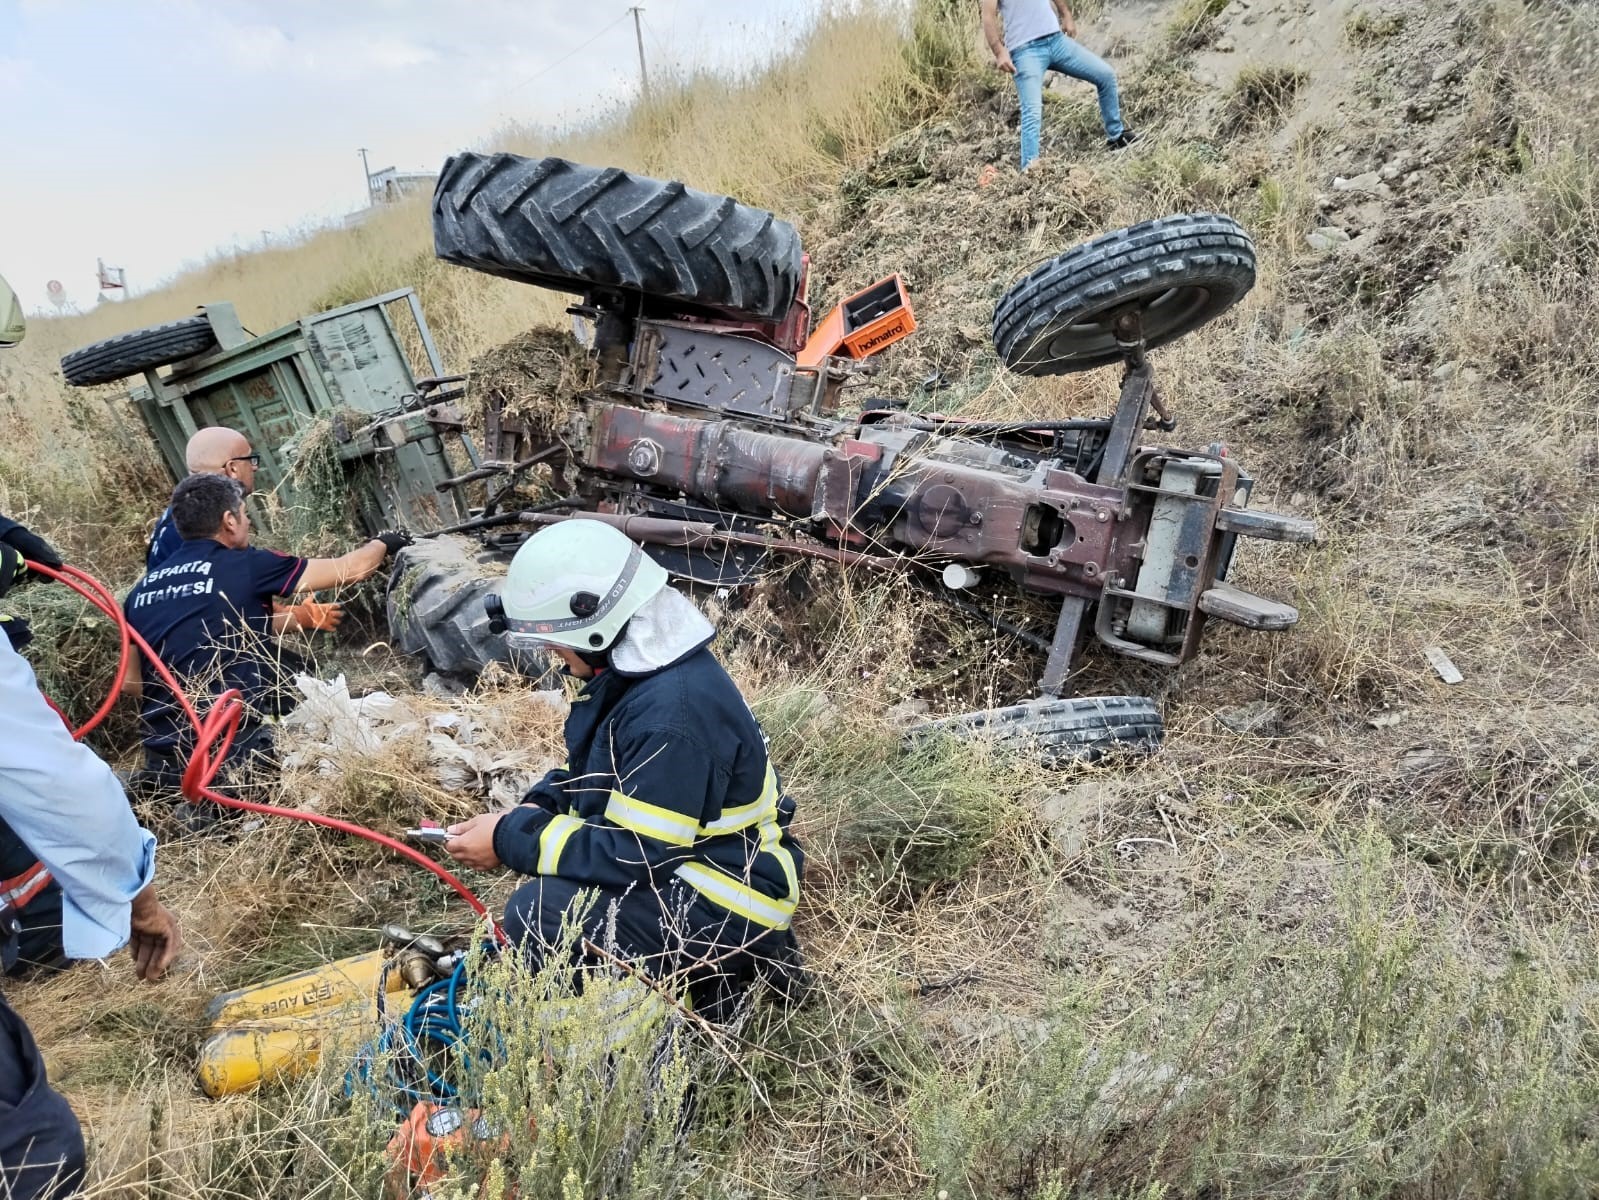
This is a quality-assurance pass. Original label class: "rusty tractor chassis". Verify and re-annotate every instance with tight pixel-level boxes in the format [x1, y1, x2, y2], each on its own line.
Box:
[460, 301, 1312, 700]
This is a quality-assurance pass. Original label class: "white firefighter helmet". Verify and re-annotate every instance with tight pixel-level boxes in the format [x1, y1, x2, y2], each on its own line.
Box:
[499, 519, 668, 653]
[0, 272, 25, 349]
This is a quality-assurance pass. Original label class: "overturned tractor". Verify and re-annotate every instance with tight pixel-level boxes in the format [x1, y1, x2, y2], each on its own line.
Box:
[60, 152, 1312, 762]
[412, 153, 1313, 758]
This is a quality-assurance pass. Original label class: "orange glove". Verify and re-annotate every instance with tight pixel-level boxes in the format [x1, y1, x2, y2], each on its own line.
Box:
[288, 599, 344, 632]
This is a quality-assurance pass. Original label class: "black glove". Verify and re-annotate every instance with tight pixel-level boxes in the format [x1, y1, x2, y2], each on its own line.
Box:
[375, 529, 414, 556]
[0, 612, 32, 651]
[0, 518, 63, 572]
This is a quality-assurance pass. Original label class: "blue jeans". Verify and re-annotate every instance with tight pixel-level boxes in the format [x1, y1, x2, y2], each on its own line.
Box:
[1012, 31, 1124, 167]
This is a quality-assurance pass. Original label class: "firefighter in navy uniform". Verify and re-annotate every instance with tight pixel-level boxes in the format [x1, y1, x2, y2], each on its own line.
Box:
[123, 473, 410, 818]
[443, 519, 806, 1015]
[0, 270, 182, 1200]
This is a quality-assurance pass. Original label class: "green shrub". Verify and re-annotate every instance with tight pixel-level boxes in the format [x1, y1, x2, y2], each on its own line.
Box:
[761, 690, 1026, 894]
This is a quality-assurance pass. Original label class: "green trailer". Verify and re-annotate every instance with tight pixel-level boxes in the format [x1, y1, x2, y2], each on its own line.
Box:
[61, 289, 513, 677]
[68, 290, 473, 536]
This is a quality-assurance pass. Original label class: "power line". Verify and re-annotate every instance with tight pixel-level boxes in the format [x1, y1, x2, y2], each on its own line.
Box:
[491, 11, 634, 107]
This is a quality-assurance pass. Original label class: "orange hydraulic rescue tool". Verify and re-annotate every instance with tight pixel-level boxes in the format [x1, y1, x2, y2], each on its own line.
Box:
[385, 1102, 528, 1199]
[796, 274, 916, 367]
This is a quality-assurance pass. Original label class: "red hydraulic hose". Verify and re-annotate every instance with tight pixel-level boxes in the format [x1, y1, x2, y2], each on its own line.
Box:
[26, 560, 497, 928]
[56, 564, 132, 740]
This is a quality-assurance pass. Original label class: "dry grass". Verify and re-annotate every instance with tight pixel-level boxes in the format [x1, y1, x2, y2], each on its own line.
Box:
[1164, 0, 1233, 54]
[5, 0, 1599, 1195]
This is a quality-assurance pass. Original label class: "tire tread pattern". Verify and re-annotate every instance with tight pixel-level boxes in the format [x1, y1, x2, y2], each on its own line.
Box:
[993, 214, 1256, 375]
[910, 695, 1163, 765]
[386, 542, 510, 678]
[60, 316, 219, 388]
[432, 152, 803, 321]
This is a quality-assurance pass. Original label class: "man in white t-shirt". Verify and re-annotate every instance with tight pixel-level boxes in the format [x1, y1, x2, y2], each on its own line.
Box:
[980, 0, 1138, 168]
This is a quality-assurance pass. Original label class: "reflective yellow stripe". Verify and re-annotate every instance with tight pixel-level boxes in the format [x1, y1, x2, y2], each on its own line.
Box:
[605, 790, 699, 847]
[538, 813, 584, 874]
[701, 761, 779, 835]
[759, 809, 800, 902]
[675, 862, 797, 930]
[657, 756, 800, 929]
[677, 756, 799, 928]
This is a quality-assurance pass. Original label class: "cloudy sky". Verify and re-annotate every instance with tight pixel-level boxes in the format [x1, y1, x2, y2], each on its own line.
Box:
[2, 0, 823, 311]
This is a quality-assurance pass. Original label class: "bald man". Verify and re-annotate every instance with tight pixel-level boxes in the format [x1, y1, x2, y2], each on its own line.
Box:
[146, 427, 258, 569]
[145, 426, 342, 648]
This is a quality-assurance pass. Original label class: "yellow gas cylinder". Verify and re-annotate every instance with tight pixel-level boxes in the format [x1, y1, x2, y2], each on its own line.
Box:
[204, 950, 409, 1030]
[197, 1022, 329, 1097]
[198, 951, 422, 1097]
[197, 986, 417, 1097]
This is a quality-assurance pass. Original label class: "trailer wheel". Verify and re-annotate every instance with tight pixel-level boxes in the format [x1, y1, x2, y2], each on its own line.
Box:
[431, 153, 803, 322]
[909, 695, 1163, 765]
[993, 214, 1255, 375]
[386, 537, 513, 680]
[60, 315, 219, 387]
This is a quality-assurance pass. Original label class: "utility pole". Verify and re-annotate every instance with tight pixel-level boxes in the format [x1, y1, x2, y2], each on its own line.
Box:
[628, 7, 650, 100]
[358, 147, 373, 207]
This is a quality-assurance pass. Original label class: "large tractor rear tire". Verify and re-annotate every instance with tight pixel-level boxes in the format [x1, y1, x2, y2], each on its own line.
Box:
[993, 214, 1255, 375]
[386, 537, 512, 679]
[432, 153, 803, 322]
[60, 315, 219, 387]
[910, 695, 1164, 765]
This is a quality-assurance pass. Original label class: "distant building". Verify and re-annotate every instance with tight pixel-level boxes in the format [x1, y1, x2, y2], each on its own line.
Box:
[367, 167, 437, 206]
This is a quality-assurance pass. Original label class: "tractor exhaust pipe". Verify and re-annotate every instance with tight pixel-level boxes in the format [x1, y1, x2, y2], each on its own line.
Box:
[516, 509, 900, 571]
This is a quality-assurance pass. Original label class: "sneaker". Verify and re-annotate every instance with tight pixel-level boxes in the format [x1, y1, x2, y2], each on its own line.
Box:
[1106, 130, 1140, 151]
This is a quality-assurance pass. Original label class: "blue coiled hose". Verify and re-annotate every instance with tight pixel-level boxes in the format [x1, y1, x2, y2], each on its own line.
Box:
[348, 958, 471, 1110]
[402, 967, 467, 1098]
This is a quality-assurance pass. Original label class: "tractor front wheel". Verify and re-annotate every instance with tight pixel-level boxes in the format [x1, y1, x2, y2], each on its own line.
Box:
[993, 213, 1256, 375]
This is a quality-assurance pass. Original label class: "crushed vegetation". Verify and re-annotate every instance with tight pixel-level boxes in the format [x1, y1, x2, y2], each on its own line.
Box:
[275, 410, 376, 554]
[2, 576, 136, 751]
[464, 326, 593, 436]
[2, 0, 1597, 1196]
